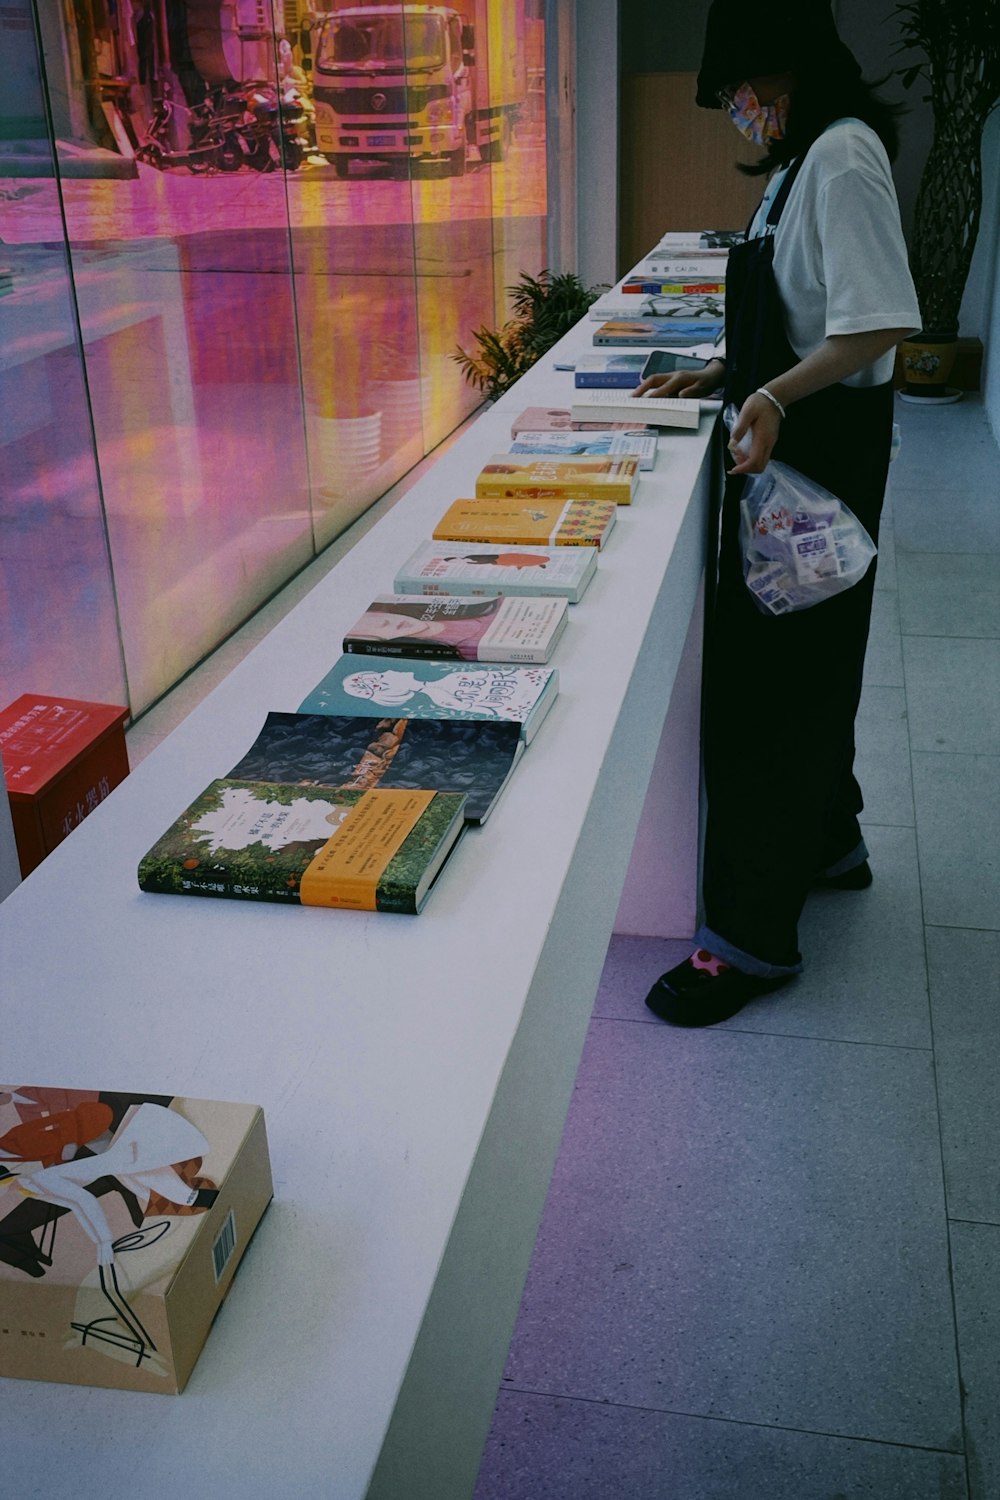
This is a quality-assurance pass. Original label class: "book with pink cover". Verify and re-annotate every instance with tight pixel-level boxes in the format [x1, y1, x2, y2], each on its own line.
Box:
[511, 406, 653, 435]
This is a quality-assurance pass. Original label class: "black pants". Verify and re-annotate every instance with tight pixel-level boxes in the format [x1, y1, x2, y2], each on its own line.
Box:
[699, 380, 894, 970]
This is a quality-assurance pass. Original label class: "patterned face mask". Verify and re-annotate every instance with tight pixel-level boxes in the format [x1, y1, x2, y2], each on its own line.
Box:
[725, 82, 789, 144]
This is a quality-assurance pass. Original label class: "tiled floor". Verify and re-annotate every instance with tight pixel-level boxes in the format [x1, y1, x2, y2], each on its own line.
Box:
[125, 396, 999, 1500]
[471, 395, 1000, 1500]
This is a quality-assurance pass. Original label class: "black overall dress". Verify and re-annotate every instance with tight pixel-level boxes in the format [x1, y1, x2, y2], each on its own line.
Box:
[695, 152, 895, 974]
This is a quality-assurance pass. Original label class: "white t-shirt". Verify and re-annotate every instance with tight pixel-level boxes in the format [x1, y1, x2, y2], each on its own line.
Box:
[749, 119, 921, 387]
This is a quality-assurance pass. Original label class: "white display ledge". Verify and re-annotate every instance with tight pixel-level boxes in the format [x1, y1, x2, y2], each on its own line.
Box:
[1, 305, 717, 1498]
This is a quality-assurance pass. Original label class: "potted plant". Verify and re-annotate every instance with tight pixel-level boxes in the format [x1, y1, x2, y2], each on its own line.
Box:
[453, 270, 605, 401]
[893, 0, 1000, 399]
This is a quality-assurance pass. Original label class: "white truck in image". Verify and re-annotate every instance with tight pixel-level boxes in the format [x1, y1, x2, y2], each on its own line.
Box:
[311, 0, 527, 176]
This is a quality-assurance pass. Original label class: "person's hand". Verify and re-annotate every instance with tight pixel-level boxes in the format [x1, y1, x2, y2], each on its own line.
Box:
[633, 359, 725, 401]
[727, 391, 783, 474]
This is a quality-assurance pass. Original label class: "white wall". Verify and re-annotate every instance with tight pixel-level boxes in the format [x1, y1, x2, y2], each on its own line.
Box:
[974, 109, 1000, 444]
[575, 0, 619, 288]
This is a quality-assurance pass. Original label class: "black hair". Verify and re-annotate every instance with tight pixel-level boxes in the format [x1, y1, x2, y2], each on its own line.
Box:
[737, 68, 904, 176]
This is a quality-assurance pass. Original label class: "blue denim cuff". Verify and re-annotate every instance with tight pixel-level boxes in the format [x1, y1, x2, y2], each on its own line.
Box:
[693, 925, 804, 978]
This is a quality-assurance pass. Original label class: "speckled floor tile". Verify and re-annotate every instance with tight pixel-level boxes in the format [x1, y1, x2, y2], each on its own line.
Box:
[898, 552, 1000, 638]
[926, 927, 1000, 1223]
[950, 1221, 1000, 1500]
[873, 515, 898, 591]
[863, 588, 904, 687]
[855, 684, 914, 826]
[912, 753, 1000, 930]
[892, 487, 1000, 556]
[501, 1018, 960, 1449]
[474, 1391, 969, 1500]
[903, 636, 1000, 755]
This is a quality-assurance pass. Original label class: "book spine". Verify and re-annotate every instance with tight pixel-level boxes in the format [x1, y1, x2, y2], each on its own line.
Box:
[573, 371, 642, 387]
[343, 639, 469, 661]
[394, 573, 582, 602]
[622, 281, 726, 294]
[592, 332, 658, 346]
[475, 483, 633, 505]
[138, 865, 301, 904]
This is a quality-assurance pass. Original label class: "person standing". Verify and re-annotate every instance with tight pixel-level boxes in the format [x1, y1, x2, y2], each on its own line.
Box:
[636, 0, 921, 1027]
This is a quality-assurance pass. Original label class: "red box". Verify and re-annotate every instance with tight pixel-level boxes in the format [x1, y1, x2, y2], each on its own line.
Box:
[0, 695, 130, 877]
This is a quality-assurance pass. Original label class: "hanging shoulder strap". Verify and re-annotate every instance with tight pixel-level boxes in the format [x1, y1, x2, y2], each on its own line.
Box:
[763, 152, 808, 232]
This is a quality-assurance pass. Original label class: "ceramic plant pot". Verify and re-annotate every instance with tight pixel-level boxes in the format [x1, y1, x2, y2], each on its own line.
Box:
[900, 334, 959, 397]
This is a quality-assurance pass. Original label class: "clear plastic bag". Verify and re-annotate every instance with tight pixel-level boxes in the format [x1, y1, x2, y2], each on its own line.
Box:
[723, 404, 877, 616]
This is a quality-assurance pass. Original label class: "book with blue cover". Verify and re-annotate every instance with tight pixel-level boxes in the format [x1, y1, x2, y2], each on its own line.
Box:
[509, 430, 658, 470]
[573, 352, 649, 388]
[299, 657, 559, 745]
[593, 320, 725, 348]
[226, 710, 523, 825]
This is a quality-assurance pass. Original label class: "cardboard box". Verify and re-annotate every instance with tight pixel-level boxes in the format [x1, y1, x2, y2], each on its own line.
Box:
[0, 695, 130, 877]
[0, 1087, 272, 1392]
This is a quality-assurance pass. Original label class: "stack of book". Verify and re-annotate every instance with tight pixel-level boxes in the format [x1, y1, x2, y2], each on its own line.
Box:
[137, 238, 725, 918]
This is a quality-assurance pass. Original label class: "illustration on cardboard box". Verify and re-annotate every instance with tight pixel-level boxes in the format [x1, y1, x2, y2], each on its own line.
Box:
[0, 1086, 271, 1391]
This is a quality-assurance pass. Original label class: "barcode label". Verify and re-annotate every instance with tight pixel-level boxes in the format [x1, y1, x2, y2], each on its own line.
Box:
[212, 1209, 237, 1283]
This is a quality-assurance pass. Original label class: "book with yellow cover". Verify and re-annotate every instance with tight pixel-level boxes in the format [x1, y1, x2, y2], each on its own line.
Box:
[138, 781, 466, 914]
[434, 496, 617, 550]
[475, 454, 639, 506]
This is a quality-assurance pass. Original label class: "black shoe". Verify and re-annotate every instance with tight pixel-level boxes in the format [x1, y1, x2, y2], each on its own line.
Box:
[644, 958, 791, 1028]
[812, 859, 873, 891]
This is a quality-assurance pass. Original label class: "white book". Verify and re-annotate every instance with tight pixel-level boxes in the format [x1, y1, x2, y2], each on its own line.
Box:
[343, 593, 568, 665]
[510, 431, 659, 471]
[631, 257, 729, 281]
[395, 541, 598, 603]
[570, 393, 702, 430]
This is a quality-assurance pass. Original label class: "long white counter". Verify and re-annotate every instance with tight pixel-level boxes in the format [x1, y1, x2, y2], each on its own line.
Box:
[1, 307, 717, 1499]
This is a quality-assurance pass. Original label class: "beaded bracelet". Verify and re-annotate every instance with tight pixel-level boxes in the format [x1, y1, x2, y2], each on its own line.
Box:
[756, 386, 787, 419]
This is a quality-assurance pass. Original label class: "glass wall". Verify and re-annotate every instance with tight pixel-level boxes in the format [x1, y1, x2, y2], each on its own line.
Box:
[1, 0, 548, 718]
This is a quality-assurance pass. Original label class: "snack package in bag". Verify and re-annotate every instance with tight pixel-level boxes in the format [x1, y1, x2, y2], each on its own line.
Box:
[723, 406, 877, 615]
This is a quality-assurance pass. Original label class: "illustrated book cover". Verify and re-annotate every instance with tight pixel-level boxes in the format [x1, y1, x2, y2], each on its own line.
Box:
[139, 781, 466, 913]
[510, 406, 653, 435]
[434, 496, 617, 550]
[509, 430, 658, 471]
[299, 657, 559, 746]
[344, 594, 567, 665]
[394, 541, 598, 603]
[572, 352, 649, 388]
[475, 454, 639, 506]
[0, 1087, 271, 1394]
[589, 292, 726, 322]
[592, 319, 725, 348]
[569, 393, 701, 430]
[224, 709, 523, 825]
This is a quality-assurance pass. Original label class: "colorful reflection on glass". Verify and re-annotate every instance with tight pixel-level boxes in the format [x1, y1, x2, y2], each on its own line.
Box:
[1, 1, 548, 718]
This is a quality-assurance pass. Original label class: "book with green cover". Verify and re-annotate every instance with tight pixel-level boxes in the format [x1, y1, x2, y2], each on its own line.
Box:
[138, 780, 466, 914]
[299, 657, 558, 745]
